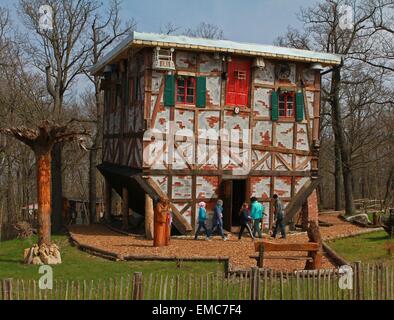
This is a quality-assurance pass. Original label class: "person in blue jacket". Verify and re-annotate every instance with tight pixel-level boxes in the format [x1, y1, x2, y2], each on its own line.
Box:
[194, 202, 211, 240]
[250, 197, 265, 238]
[210, 199, 228, 241]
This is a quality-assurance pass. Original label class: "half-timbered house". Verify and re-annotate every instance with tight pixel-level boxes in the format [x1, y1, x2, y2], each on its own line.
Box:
[91, 32, 342, 235]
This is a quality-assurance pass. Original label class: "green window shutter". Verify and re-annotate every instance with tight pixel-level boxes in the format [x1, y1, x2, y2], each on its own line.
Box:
[296, 91, 305, 122]
[196, 77, 207, 108]
[164, 74, 175, 107]
[271, 91, 279, 121]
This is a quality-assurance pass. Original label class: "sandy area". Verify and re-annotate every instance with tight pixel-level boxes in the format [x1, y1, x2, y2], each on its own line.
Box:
[69, 213, 377, 271]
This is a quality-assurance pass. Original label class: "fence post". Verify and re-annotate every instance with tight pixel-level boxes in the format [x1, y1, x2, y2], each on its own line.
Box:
[132, 272, 143, 300]
[250, 267, 259, 301]
[354, 261, 363, 300]
[2, 279, 13, 300]
[258, 245, 264, 268]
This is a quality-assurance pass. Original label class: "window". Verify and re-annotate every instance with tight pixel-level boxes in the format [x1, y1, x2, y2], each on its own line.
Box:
[278, 91, 295, 118]
[176, 77, 195, 104]
[226, 58, 251, 107]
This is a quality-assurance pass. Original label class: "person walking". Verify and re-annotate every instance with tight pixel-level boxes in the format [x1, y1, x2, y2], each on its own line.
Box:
[272, 194, 286, 239]
[194, 202, 211, 240]
[238, 203, 254, 240]
[250, 197, 264, 238]
[211, 199, 228, 241]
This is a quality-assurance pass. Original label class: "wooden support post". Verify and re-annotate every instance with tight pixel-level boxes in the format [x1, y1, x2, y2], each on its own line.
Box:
[258, 244, 265, 268]
[310, 251, 323, 270]
[145, 194, 154, 240]
[132, 272, 143, 300]
[2, 278, 13, 300]
[104, 180, 112, 221]
[122, 187, 129, 231]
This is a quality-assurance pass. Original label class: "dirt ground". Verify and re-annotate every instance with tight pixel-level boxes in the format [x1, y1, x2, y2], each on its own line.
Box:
[69, 213, 377, 271]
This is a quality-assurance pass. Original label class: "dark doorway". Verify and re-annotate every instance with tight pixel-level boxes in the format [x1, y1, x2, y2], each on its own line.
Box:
[232, 180, 246, 227]
[221, 179, 247, 231]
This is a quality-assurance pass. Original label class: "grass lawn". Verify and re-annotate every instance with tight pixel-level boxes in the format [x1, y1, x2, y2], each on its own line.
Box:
[329, 231, 394, 265]
[0, 235, 224, 281]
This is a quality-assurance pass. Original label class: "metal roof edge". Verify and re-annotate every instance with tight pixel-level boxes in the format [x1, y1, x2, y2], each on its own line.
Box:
[90, 31, 342, 75]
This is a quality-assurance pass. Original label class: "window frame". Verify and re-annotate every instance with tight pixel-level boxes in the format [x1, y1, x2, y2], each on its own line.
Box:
[176, 76, 196, 105]
[278, 91, 296, 118]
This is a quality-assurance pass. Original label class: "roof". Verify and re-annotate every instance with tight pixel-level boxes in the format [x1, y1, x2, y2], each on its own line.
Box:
[90, 31, 342, 75]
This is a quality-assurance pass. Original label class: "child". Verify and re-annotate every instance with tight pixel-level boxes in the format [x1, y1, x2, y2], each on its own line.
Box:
[211, 199, 228, 241]
[194, 202, 211, 240]
[238, 203, 254, 240]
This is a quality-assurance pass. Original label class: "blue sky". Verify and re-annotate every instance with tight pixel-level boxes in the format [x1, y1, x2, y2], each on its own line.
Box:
[2, 0, 317, 44]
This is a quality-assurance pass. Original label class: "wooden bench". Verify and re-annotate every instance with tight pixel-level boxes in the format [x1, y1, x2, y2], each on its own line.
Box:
[250, 241, 323, 270]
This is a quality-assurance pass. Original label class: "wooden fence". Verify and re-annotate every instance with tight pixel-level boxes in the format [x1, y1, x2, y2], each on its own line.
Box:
[1, 263, 393, 300]
[354, 199, 385, 213]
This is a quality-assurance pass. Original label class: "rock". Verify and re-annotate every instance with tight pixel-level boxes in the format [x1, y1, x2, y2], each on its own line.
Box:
[345, 214, 370, 225]
[24, 243, 62, 265]
[32, 256, 43, 265]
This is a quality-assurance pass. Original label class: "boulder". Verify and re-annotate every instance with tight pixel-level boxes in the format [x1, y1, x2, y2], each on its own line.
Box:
[345, 214, 370, 226]
[24, 243, 62, 265]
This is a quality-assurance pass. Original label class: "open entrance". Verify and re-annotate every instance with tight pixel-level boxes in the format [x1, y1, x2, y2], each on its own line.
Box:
[221, 179, 247, 232]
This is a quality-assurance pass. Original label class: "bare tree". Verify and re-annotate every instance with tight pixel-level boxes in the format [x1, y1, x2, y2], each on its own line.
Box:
[184, 22, 225, 39]
[278, 0, 385, 215]
[160, 22, 181, 35]
[0, 122, 88, 246]
[18, 0, 97, 231]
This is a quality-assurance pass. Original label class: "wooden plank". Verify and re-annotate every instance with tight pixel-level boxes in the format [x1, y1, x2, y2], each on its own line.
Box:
[251, 255, 313, 261]
[254, 241, 319, 252]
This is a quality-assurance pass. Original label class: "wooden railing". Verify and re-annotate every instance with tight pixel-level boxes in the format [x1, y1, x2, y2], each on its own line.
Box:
[1, 263, 394, 300]
[354, 199, 385, 213]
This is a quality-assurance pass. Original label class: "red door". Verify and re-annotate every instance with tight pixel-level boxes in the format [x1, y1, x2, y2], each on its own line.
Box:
[226, 58, 251, 107]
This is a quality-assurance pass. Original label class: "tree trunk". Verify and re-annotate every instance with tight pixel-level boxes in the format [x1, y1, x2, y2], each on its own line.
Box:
[331, 68, 356, 216]
[89, 148, 97, 224]
[36, 151, 52, 246]
[334, 141, 342, 211]
[51, 143, 63, 232]
[384, 165, 394, 207]
[145, 194, 154, 240]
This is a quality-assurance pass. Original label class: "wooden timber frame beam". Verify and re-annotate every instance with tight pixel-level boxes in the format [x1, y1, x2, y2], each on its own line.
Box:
[283, 178, 321, 225]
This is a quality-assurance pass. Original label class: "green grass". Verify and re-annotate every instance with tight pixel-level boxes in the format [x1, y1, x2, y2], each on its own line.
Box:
[329, 231, 394, 265]
[0, 235, 224, 281]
